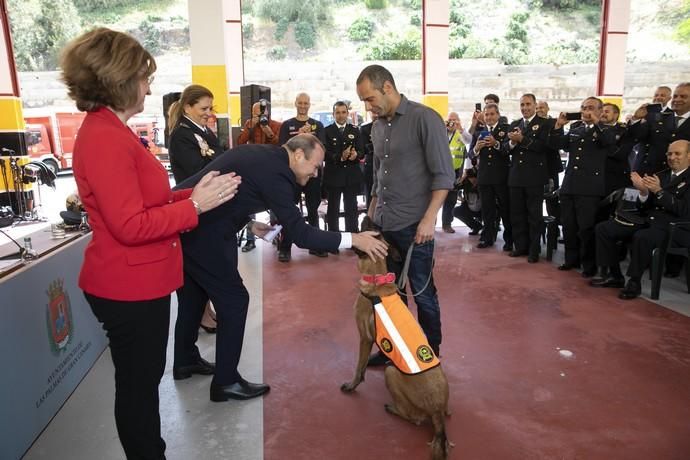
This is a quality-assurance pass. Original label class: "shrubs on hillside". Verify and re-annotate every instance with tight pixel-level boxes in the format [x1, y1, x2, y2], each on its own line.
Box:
[348, 18, 375, 41]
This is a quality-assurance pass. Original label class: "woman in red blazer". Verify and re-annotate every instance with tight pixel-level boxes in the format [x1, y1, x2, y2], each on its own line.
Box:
[60, 28, 241, 460]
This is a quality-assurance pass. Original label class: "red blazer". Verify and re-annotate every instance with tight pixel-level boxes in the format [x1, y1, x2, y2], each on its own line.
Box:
[73, 108, 198, 301]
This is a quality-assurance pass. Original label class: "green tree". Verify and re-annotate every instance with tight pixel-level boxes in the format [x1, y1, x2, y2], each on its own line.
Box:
[7, 0, 81, 71]
[674, 0, 690, 48]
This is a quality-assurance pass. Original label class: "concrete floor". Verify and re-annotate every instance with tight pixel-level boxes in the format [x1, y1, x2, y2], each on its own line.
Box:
[23, 224, 690, 460]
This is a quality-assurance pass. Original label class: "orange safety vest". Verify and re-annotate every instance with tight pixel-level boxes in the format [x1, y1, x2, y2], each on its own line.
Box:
[373, 293, 440, 374]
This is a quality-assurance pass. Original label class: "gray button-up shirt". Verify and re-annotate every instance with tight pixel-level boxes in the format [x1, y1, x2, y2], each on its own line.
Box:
[371, 95, 454, 231]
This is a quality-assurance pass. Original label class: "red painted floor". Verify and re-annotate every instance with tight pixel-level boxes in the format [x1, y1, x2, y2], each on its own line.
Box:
[262, 231, 690, 460]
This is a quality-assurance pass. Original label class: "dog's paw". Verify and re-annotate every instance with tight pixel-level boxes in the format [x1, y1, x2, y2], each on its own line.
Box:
[340, 382, 357, 393]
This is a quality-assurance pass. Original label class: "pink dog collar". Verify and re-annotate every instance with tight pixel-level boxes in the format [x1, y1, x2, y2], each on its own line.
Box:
[361, 272, 396, 285]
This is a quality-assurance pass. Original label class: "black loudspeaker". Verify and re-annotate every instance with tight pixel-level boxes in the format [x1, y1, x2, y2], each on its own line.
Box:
[162, 92, 182, 148]
[240, 84, 270, 127]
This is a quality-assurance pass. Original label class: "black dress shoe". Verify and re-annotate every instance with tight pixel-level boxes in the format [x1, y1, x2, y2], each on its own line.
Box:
[558, 263, 579, 271]
[366, 351, 391, 367]
[619, 279, 642, 300]
[278, 249, 291, 262]
[173, 357, 215, 380]
[477, 241, 493, 249]
[502, 243, 513, 252]
[210, 379, 270, 401]
[509, 250, 528, 257]
[308, 249, 328, 257]
[468, 227, 482, 236]
[589, 276, 625, 288]
[241, 240, 256, 252]
[527, 254, 539, 263]
[581, 267, 597, 278]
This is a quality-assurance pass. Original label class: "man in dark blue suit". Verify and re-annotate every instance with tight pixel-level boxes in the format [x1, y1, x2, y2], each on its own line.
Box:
[174, 134, 387, 402]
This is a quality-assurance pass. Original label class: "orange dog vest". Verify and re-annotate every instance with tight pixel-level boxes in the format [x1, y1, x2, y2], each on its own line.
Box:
[373, 293, 440, 374]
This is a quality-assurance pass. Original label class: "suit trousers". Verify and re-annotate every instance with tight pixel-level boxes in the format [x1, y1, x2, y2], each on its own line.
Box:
[560, 194, 601, 271]
[509, 185, 544, 256]
[383, 223, 442, 351]
[326, 184, 359, 232]
[280, 176, 321, 250]
[452, 201, 482, 232]
[176, 242, 249, 386]
[595, 220, 677, 279]
[86, 293, 170, 460]
[478, 183, 512, 245]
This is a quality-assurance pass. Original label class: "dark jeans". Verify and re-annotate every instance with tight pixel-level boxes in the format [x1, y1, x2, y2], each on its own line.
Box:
[382, 223, 442, 350]
[86, 293, 169, 460]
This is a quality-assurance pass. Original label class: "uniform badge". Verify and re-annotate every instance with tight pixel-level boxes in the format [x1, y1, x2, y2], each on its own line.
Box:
[498, 131, 505, 137]
[348, 134, 355, 139]
[417, 345, 435, 363]
[380, 337, 393, 353]
[532, 125, 539, 131]
[194, 134, 215, 157]
[311, 124, 317, 131]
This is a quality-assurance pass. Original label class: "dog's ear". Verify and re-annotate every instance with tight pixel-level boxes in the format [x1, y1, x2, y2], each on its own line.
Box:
[360, 215, 380, 233]
[388, 243, 402, 263]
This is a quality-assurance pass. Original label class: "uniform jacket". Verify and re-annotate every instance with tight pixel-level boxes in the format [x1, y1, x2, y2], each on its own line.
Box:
[540, 117, 564, 179]
[323, 123, 364, 188]
[605, 122, 632, 195]
[73, 108, 197, 301]
[629, 111, 690, 175]
[175, 145, 341, 278]
[169, 117, 225, 183]
[475, 123, 511, 186]
[502, 116, 551, 187]
[550, 121, 618, 197]
[638, 168, 690, 230]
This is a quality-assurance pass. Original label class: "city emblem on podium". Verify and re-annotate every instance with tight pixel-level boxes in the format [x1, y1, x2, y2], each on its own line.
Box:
[46, 279, 73, 354]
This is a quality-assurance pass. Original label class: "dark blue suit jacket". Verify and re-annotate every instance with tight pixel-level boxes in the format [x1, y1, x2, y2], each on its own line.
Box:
[175, 145, 341, 272]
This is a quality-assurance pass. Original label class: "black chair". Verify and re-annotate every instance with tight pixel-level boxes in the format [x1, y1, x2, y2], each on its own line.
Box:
[650, 221, 690, 300]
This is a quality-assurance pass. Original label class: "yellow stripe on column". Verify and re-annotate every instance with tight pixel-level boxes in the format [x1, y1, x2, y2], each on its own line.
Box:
[0, 97, 25, 131]
[601, 96, 624, 116]
[191, 65, 229, 114]
[422, 94, 448, 118]
[229, 93, 241, 127]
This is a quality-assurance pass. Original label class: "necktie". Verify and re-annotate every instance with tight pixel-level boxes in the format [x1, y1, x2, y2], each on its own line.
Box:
[339, 126, 345, 135]
[676, 117, 684, 129]
[670, 173, 677, 182]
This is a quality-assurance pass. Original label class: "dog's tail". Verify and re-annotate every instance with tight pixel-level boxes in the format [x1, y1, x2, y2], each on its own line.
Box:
[430, 412, 450, 460]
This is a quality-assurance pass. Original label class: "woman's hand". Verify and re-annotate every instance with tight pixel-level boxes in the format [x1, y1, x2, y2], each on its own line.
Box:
[190, 170, 242, 213]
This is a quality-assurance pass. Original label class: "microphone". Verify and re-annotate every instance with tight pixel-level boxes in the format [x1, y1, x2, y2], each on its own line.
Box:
[0, 228, 25, 260]
[1, 147, 16, 154]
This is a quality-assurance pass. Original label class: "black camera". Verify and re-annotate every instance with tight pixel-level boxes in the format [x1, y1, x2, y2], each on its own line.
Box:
[258, 99, 270, 126]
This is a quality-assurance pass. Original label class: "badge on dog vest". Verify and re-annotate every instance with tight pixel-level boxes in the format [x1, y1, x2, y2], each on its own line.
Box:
[373, 293, 440, 375]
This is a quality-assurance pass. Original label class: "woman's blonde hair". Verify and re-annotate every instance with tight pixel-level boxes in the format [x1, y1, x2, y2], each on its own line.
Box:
[60, 27, 156, 112]
[167, 84, 215, 133]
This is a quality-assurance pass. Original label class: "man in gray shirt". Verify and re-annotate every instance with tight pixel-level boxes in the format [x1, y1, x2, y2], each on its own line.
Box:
[356, 65, 455, 365]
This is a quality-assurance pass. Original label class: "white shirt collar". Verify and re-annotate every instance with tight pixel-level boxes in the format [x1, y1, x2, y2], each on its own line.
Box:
[336, 122, 348, 129]
[675, 110, 690, 120]
[671, 167, 687, 177]
[183, 115, 206, 132]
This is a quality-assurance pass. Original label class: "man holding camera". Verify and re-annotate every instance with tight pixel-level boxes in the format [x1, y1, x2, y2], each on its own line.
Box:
[237, 100, 282, 252]
[441, 112, 471, 233]
[323, 101, 363, 234]
[550, 97, 618, 276]
[629, 82, 690, 175]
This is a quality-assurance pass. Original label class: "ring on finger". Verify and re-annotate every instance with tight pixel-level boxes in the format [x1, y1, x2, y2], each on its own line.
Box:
[219, 192, 223, 200]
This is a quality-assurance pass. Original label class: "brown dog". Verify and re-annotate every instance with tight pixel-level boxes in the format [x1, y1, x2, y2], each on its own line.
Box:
[341, 222, 451, 460]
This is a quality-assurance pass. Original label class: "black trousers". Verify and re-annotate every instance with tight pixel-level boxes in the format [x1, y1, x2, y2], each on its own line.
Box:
[441, 169, 461, 226]
[560, 194, 601, 271]
[86, 293, 170, 460]
[280, 176, 321, 250]
[478, 183, 512, 245]
[509, 185, 544, 256]
[326, 183, 360, 232]
[176, 242, 249, 386]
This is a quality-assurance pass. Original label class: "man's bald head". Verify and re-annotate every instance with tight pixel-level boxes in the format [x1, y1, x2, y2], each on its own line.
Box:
[667, 140, 690, 173]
